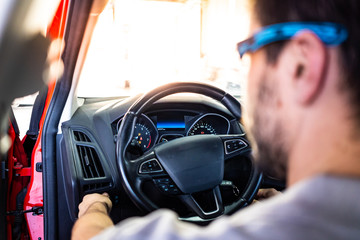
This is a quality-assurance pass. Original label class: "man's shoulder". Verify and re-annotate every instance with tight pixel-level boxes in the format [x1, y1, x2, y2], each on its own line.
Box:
[92, 175, 360, 240]
[233, 174, 360, 220]
[225, 174, 360, 239]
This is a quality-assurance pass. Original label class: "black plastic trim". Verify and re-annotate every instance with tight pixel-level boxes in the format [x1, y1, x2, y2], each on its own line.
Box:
[42, 0, 94, 239]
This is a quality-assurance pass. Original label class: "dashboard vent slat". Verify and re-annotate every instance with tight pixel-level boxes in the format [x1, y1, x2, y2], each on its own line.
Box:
[78, 145, 89, 178]
[76, 145, 105, 179]
[73, 130, 91, 142]
[83, 182, 112, 192]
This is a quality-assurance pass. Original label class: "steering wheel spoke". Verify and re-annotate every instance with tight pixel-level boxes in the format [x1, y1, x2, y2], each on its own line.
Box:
[136, 153, 164, 175]
[220, 135, 251, 160]
[134, 151, 183, 195]
[152, 176, 182, 195]
[180, 186, 224, 220]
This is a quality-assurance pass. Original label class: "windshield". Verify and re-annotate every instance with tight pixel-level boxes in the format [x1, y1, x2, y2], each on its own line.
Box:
[78, 0, 250, 98]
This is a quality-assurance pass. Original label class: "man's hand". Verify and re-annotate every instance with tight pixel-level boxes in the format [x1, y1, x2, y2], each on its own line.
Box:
[72, 193, 114, 240]
[254, 188, 281, 201]
[78, 193, 113, 217]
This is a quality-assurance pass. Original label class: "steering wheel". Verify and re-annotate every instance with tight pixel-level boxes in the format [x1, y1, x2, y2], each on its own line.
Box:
[116, 82, 262, 220]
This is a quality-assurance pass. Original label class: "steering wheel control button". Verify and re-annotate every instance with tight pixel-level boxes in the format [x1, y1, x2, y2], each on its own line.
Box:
[224, 139, 248, 154]
[139, 159, 163, 174]
[154, 178, 180, 195]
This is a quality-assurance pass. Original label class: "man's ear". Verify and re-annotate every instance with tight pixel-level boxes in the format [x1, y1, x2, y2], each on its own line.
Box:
[289, 31, 328, 105]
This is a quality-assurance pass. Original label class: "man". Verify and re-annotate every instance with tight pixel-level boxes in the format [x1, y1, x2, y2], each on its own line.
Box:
[72, 0, 360, 239]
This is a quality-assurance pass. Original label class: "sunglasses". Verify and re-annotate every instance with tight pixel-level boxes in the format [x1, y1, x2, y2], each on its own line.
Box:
[237, 22, 348, 59]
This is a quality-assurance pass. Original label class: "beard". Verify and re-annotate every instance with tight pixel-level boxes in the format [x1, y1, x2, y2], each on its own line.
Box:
[245, 72, 289, 181]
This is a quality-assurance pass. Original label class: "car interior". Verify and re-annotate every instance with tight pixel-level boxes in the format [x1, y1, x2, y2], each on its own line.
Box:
[3, 0, 285, 239]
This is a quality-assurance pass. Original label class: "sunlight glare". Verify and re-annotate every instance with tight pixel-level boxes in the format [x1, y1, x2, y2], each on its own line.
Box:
[78, 0, 250, 97]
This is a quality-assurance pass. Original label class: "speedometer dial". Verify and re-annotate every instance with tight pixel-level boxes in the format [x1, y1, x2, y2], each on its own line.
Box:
[188, 121, 216, 136]
[131, 123, 152, 151]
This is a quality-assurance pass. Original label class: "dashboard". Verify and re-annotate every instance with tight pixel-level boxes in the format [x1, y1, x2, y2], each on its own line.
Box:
[55, 92, 284, 240]
[59, 94, 246, 222]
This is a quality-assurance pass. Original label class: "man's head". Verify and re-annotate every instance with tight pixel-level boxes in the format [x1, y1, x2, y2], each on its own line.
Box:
[242, 0, 360, 182]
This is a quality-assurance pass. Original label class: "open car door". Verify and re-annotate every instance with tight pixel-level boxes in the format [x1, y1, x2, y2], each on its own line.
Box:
[0, 0, 68, 239]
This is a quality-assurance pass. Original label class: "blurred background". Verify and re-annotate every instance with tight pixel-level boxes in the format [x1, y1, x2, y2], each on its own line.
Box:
[78, 0, 251, 97]
[13, 0, 251, 137]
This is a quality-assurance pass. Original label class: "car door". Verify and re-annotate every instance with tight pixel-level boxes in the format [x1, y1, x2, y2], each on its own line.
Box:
[0, 0, 66, 239]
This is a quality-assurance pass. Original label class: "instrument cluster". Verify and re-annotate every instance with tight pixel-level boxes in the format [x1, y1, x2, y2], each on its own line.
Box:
[117, 111, 231, 154]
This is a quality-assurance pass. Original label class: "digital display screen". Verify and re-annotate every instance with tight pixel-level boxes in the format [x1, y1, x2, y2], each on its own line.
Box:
[157, 122, 185, 129]
[156, 113, 185, 129]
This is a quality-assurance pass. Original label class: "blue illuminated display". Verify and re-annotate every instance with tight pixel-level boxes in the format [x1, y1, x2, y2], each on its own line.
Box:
[157, 122, 185, 129]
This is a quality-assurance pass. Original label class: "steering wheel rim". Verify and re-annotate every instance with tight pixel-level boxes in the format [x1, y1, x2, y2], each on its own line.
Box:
[116, 82, 262, 220]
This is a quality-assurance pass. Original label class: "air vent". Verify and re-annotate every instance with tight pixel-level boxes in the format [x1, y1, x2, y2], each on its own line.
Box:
[76, 145, 105, 179]
[73, 130, 91, 142]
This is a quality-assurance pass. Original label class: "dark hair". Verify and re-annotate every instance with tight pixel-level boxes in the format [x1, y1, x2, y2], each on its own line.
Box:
[251, 0, 360, 121]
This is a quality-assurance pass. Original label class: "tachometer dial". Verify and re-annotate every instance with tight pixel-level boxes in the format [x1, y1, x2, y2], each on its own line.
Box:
[188, 121, 216, 136]
[131, 123, 152, 152]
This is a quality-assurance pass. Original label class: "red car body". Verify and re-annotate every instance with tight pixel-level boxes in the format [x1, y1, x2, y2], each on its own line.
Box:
[6, 1, 69, 239]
